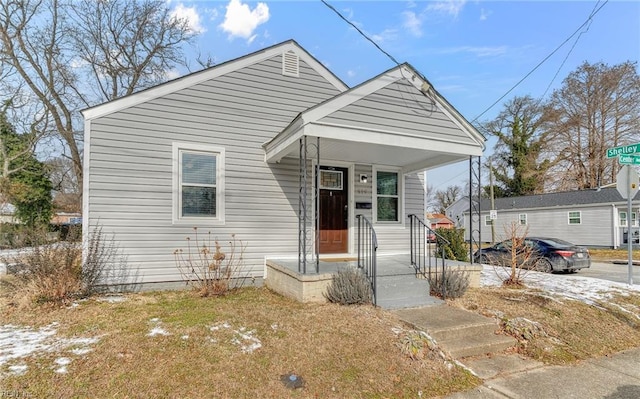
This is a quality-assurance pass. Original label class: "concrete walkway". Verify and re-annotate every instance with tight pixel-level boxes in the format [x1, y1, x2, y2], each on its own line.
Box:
[445, 348, 640, 399]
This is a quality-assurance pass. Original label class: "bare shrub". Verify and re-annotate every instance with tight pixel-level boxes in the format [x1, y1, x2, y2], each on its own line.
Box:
[174, 228, 248, 297]
[428, 267, 470, 299]
[324, 267, 372, 305]
[397, 330, 441, 361]
[1, 225, 134, 308]
[484, 222, 536, 287]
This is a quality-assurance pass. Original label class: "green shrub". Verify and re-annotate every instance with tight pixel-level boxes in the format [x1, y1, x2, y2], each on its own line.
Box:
[428, 267, 470, 299]
[324, 267, 372, 305]
[435, 227, 469, 262]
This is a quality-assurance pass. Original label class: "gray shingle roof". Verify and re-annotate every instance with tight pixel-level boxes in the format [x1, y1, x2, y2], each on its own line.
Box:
[479, 187, 640, 211]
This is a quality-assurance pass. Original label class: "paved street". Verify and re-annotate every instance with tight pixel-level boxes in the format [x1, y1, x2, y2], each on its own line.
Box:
[568, 261, 640, 285]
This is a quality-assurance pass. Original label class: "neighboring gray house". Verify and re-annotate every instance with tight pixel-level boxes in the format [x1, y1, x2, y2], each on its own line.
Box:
[82, 40, 485, 288]
[453, 188, 640, 248]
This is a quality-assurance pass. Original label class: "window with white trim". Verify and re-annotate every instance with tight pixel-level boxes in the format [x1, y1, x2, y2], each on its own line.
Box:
[519, 213, 527, 225]
[484, 215, 493, 226]
[568, 211, 581, 225]
[375, 170, 400, 222]
[173, 143, 225, 224]
[619, 211, 638, 227]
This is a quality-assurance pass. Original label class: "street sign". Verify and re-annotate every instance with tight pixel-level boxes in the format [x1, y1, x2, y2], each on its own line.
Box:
[607, 143, 640, 158]
[489, 210, 497, 220]
[619, 154, 640, 165]
[616, 165, 640, 199]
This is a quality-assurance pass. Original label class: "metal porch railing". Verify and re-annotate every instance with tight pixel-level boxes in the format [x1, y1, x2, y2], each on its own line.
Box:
[356, 214, 378, 306]
[408, 214, 449, 299]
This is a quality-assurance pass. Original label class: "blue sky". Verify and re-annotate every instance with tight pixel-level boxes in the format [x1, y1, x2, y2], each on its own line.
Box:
[169, 0, 640, 191]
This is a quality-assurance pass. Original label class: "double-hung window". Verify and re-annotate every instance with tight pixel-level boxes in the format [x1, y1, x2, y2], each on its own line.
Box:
[375, 170, 401, 223]
[173, 143, 225, 224]
[484, 215, 493, 226]
[568, 211, 581, 225]
[519, 213, 527, 225]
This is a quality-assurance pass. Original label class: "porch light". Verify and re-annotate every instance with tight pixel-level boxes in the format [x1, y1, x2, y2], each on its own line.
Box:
[360, 174, 368, 184]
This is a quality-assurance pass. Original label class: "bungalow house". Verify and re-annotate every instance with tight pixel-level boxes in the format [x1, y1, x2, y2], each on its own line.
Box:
[427, 213, 454, 230]
[82, 40, 485, 296]
[452, 188, 640, 248]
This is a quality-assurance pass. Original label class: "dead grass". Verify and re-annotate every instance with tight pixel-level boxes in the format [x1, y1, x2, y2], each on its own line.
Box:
[0, 288, 479, 398]
[449, 287, 640, 365]
[588, 248, 640, 261]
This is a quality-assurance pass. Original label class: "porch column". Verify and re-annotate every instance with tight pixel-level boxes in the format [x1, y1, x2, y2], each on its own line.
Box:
[298, 136, 320, 274]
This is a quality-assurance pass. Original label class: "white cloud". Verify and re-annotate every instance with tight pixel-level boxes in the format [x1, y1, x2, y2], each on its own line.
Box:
[479, 8, 492, 21]
[371, 28, 398, 44]
[219, 0, 270, 43]
[171, 3, 206, 34]
[402, 11, 423, 37]
[439, 45, 508, 57]
[427, 0, 467, 18]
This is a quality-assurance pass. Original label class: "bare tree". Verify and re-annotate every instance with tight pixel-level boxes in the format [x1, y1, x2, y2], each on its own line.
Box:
[546, 61, 640, 190]
[0, 0, 195, 205]
[435, 185, 461, 214]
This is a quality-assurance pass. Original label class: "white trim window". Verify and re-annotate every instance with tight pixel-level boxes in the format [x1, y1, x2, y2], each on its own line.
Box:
[568, 211, 581, 225]
[484, 215, 493, 226]
[619, 211, 638, 227]
[173, 143, 225, 224]
[374, 169, 401, 223]
[519, 213, 527, 225]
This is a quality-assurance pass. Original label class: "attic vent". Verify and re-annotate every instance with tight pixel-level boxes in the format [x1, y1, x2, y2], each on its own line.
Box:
[282, 51, 299, 77]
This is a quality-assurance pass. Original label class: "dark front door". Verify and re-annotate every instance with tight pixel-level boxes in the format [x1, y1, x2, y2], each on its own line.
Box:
[319, 166, 349, 254]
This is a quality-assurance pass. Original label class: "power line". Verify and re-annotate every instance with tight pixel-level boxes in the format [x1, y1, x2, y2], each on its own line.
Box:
[471, 0, 608, 123]
[320, 0, 401, 67]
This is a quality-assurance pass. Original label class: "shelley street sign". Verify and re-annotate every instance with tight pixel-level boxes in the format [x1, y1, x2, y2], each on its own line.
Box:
[607, 143, 640, 158]
[618, 154, 640, 165]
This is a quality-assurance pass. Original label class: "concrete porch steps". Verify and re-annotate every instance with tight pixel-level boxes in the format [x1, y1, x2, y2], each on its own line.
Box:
[393, 305, 517, 359]
[375, 273, 442, 309]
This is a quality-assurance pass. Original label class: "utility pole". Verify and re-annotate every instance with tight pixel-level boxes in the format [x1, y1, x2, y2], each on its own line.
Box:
[489, 160, 496, 244]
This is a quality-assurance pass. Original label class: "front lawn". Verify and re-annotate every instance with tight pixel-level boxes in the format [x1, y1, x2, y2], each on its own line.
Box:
[0, 288, 478, 399]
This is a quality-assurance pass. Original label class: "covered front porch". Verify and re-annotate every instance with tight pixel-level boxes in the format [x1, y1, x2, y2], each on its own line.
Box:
[262, 63, 485, 306]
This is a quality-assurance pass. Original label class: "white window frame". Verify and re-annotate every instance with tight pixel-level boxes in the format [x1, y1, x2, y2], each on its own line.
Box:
[373, 167, 402, 224]
[619, 211, 638, 227]
[484, 215, 493, 226]
[519, 213, 527, 225]
[568, 211, 581, 225]
[172, 143, 225, 225]
[620, 211, 628, 227]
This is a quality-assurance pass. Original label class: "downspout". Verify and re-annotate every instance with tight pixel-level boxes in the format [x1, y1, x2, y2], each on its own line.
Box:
[612, 203, 617, 249]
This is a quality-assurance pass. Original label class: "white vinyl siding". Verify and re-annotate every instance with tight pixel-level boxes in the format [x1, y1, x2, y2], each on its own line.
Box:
[173, 143, 225, 224]
[568, 211, 582, 225]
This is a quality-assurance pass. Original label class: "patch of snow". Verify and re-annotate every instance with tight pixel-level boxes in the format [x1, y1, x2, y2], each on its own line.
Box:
[71, 347, 92, 356]
[232, 328, 262, 354]
[0, 323, 100, 377]
[97, 295, 126, 303]
[481, 265, 640, 307]
[210, 321, 231, 331]
[270, 324, 278, 331]
[181, 335, 189, 340]
[149, 318, 160, 323]
[8, 364, 27, 375]
[147, 327, 170, 337]
[53, 357, 72, 374]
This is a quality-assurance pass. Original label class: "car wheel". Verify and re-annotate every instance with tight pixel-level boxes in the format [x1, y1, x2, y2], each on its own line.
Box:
[535, 258, 553, 273]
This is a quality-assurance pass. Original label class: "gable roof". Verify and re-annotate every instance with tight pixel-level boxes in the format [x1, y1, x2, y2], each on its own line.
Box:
[82, 40, 348, 121]
[475, 187, 640, 212]
[264, 62, 485, 172]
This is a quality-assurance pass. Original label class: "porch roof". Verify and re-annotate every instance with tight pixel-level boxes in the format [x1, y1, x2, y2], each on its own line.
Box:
[263, 63, 485, 174]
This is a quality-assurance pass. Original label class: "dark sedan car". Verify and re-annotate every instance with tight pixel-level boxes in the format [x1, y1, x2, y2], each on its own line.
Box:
[474, 237, 591, 273]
